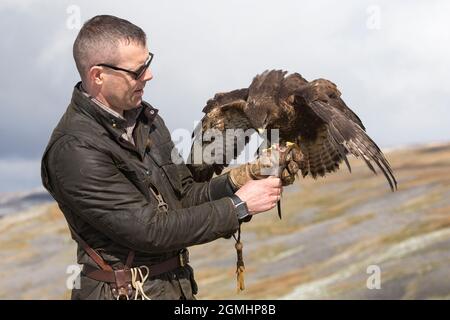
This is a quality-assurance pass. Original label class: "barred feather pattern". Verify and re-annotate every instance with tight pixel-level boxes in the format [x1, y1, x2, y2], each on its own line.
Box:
[188, 100, 252, 182]
[298, 126, 344, 178]
[305, 101, 397, 191]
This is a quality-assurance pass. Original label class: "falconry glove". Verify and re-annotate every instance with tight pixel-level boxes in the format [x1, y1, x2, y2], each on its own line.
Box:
[228, 142, 303, 189]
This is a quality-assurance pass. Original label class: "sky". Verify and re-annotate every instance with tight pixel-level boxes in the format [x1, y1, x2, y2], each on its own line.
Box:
[0, 0, 449, 193]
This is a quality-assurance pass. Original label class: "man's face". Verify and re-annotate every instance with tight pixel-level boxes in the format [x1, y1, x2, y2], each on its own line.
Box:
[99, 43, 153, 112]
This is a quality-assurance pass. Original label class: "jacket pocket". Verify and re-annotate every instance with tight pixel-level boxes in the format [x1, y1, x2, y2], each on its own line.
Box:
[149, 140, 186, 197]
[115, 163, 152, 202]
[149, 140, 175, 166]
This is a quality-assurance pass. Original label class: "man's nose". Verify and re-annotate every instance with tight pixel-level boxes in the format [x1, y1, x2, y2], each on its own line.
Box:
[142, 67, 153, 82]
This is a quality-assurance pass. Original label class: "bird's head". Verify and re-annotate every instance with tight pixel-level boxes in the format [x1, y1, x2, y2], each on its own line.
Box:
[245, 70, 286, 134]
[244, 98, 277, 134]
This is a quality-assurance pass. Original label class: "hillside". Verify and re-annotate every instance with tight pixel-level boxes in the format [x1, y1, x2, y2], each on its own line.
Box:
[0, 142, 449, 299]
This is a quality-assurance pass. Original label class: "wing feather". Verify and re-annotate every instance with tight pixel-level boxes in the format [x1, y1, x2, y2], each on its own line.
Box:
[187, 89, 252, 181]
[304, 99, 397, 190]
[187, 70, 397, 191]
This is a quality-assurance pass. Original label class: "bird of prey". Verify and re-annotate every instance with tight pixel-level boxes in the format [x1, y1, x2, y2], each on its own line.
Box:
[187, 69, 397, 193]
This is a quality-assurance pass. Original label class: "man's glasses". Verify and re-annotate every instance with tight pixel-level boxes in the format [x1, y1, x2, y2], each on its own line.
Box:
[96, 52, 154, 80]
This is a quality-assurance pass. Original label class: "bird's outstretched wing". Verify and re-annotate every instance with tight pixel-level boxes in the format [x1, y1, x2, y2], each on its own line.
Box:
[289, 77, 397, 191]
[187, 88, 252, 182]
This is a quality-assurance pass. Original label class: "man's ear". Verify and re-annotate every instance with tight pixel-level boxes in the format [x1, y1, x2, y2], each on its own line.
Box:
[88, 66, 104, 85]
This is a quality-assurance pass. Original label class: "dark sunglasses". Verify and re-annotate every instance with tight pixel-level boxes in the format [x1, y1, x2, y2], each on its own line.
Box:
[96, 52, 154, 80]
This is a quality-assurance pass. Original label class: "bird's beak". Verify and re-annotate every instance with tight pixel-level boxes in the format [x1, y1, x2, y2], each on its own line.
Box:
[257, 128, 265, 135]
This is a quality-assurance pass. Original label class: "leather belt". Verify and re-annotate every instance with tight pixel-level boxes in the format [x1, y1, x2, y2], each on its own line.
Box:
[82, 249, 189, 283]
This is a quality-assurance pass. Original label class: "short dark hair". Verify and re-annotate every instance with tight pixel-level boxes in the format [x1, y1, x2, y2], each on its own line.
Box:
[73, 15, 147, 81]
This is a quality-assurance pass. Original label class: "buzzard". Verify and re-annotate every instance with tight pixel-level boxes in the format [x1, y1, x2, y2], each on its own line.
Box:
[187, 70, 397, 192]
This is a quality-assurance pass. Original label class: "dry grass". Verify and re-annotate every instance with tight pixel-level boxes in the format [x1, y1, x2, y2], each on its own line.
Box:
[1, 142, 449, 299]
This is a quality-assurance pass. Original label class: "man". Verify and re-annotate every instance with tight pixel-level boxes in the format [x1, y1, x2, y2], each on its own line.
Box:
[41, 15, 296, 300]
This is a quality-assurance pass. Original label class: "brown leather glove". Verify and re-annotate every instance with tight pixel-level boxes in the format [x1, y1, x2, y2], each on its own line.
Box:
[228, 143, 303, 188]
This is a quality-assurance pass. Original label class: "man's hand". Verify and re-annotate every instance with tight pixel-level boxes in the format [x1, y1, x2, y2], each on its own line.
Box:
[235, 177, 282, 215]
[228, 143, 303, 189]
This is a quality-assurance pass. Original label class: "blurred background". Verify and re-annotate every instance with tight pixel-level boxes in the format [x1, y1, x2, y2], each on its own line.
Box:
[0, 0, 449, 299]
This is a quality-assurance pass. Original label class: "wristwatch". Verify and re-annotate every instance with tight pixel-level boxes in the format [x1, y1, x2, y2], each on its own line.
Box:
[230, 194, 252, 222]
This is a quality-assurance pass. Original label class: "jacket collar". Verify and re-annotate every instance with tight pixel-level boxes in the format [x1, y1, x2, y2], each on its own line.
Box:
[71, 82, 159, 130]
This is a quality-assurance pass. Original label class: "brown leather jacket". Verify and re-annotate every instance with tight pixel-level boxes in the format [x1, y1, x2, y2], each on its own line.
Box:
[41, 83, 239, 299]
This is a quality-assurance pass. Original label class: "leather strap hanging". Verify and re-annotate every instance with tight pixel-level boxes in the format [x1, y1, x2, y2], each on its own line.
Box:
[233, 222, 245, 292]
[68, 224, 115, 271]
[68, 224, 135, 271]
[67, 223, 135, 299]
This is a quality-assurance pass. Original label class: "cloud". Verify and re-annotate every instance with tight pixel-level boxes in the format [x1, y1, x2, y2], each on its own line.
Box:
[0, 158, 41, 193]
[0, 0, 449, 192]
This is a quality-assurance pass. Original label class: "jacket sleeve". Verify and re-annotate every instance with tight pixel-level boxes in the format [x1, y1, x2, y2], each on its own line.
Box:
[46, 136, 239, 254]
[178, 165, 237, 208]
